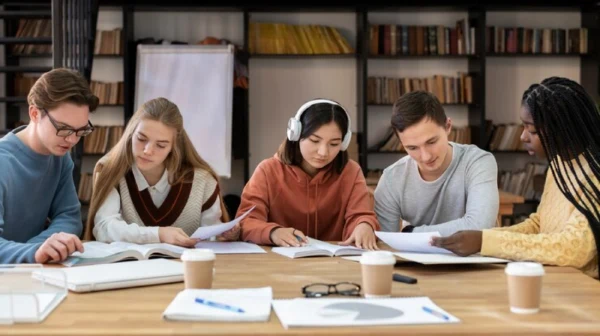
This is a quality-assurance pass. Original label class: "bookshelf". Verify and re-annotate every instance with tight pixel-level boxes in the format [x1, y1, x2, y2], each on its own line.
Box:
[102, 1, 598, 224]
[78, 6, 128, 211]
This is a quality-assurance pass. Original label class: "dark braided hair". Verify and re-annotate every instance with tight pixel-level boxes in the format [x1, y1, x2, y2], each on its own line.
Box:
[522, 76, 600, 277]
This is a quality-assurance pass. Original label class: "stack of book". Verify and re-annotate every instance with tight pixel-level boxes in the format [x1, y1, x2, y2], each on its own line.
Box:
[368, 73, 473, 105]
[369, 19, 475, 56]
[248, 22, 354, 54]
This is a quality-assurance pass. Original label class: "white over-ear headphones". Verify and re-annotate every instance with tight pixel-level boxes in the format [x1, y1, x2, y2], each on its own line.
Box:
[286, 98, 352, 151]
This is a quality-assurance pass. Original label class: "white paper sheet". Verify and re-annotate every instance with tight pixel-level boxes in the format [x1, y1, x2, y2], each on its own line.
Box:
[375, 231, 452, 254]
[191, 206, 255, 240]
[272, 296, 459, 328]
[194, 242, 266, 254]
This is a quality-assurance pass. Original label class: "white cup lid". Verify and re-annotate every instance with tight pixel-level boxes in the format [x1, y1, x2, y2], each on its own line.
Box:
[505, 262, 545, 277]
[360, 251, 396, 265]
[181, 248, 215, 262]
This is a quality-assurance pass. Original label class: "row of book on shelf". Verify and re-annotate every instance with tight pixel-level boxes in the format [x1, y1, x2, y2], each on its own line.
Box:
[11, 19, 123, 55]
[83, 126, 124, 154]
[369, 19, 475, 56]
[487, 123, 526, 152]
[500, 163, 548, 201]
[90, 81, 125, 105]
[486, 27, 588, 54]
[248, 22, 353, 55]
[367, 73, 473, 105]
[371, 126, 472, 153]
[78, 173, 94, 203]
[94, 28, 123, 55]
[14, 75, 124, 105]
[12, 19, 51, 55]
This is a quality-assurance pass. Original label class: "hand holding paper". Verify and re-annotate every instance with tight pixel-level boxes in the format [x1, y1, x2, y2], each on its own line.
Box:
[191, 206, 255, 240]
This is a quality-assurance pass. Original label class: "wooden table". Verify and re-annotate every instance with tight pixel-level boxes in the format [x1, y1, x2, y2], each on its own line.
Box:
[4, 246, 600, 335]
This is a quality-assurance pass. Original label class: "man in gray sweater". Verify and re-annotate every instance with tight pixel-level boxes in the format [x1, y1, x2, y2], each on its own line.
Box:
[374, 91, 499, 236]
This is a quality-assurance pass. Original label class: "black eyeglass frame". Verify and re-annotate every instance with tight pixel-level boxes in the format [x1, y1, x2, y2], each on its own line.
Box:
[41, 108, 94, 137]
[301, 282, 362, 298]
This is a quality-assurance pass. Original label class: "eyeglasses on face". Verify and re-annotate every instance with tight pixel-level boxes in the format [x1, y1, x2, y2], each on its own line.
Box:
[302, 282, 361, 298]
[41, 108, 94, 137]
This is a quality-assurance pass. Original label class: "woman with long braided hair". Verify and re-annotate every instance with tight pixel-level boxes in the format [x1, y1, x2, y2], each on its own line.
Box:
[432, 76, 599, 279]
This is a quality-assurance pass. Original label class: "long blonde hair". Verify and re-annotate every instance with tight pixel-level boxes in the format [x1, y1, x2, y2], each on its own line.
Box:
[84, 97, 230, 240]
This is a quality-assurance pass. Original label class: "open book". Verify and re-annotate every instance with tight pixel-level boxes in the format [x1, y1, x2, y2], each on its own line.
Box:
[271, 238, 365, 259]
[63, 241, 266, 267]
[62, 242, 187, 267]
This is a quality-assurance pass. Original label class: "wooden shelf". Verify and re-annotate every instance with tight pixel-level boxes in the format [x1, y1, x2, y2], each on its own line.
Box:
[369, 54, 477, 59]
[250, 53, 356, 59]
[7, 53, 51, 58]
[487, 53, 589, 57]
[94, 54, 123, 58]
[368, 103, 475, 107]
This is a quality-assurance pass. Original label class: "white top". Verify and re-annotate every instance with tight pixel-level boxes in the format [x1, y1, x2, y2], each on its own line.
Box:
[94, 165, 222, 244]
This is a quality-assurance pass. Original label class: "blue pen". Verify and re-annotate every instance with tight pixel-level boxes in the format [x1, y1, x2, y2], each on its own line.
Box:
[422, 306, 450, 321]
[195, 298, 245, 313]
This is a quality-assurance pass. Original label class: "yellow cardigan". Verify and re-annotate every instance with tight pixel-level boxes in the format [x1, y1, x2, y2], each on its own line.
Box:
[481, 164, 599, 279]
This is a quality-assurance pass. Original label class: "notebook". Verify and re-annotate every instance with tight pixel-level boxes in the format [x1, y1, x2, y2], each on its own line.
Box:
[34, 259, 184, 293]
[271, 238, 365, 259]
[163, 287, 272, 322]
[62, 241, 266, 266]
[272, 296, 459, 328]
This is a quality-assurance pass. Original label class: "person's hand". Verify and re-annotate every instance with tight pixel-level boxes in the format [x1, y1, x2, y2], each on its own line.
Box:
[216, 224, 241, 241]
[159, 227, 198, 247]
[34, 233, 84, 263]
[430, 230, 483, 256]
[339, 223, 378, 250]
[270, 227, 308, 247]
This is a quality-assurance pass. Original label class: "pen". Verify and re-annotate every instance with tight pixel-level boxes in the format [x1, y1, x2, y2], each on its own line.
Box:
[422, 306, 450, 321]
[195, 298, 245, 313]
[392, 273, 417, 284]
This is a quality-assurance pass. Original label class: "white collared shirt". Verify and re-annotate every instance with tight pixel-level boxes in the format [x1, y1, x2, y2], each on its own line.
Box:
[93, 165, 222, 244]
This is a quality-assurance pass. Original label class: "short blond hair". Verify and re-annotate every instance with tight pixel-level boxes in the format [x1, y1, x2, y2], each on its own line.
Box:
[27, 68, 99, 111]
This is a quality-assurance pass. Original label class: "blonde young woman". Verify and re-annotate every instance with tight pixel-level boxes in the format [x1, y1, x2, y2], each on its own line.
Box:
[84, 97, 237, 247]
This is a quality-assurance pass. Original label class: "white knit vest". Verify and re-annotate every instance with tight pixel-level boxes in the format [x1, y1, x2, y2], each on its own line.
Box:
[119, 168, 218, 236]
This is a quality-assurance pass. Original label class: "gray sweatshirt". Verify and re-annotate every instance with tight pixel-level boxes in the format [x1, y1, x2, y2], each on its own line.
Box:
[374, 142, 499, 236]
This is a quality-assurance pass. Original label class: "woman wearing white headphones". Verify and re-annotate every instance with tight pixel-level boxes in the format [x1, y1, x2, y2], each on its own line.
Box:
[236, 99, 379, 250]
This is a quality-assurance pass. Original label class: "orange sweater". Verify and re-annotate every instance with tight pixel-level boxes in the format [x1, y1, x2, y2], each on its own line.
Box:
[237, 155, 380, 245]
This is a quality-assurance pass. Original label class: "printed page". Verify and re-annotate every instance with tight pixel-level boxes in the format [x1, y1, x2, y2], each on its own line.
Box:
[194, 242, 266, 254]
[306, 238, 364, 255]
[394, 252, 509, 265]
[110, 242, 188, 258]
[375, 232, 452, 254]
[69, 241, 129, 258]
[191, 206, 255, 240]
[272, 296, 459, 328]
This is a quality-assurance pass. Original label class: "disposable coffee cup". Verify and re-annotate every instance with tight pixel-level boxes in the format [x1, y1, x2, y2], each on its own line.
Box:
[181, 249, 215, 289]
[360, 251, 396, 298]
[505, 262, 545, 314]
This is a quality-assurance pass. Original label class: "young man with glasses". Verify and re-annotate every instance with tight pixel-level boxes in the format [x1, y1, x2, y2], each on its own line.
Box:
[0, 68, 99, 263]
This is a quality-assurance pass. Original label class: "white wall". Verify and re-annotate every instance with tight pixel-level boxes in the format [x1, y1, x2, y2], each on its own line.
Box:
[486, 11, 581, 171]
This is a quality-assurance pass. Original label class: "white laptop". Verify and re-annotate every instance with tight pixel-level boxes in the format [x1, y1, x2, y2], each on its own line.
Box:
[33, 259, 184, 293]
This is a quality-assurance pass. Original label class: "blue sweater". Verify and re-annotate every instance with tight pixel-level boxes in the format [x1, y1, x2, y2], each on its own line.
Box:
[0, 128, 82, 263]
